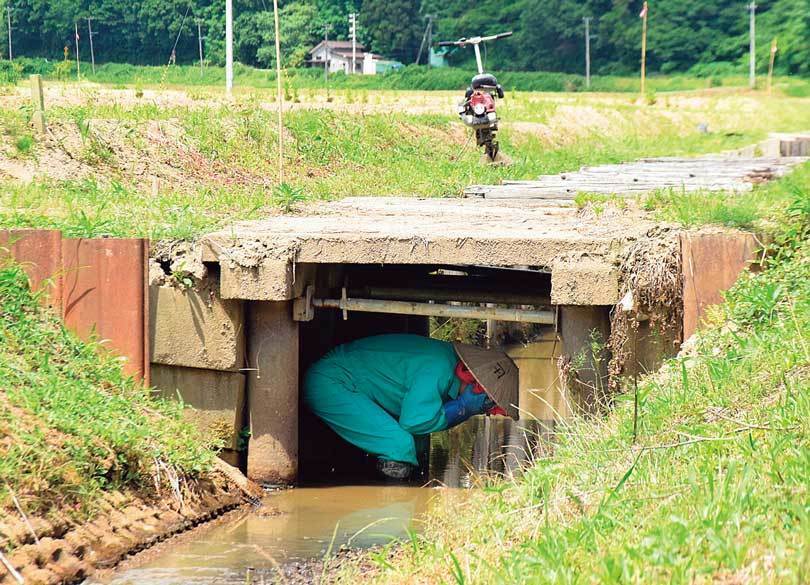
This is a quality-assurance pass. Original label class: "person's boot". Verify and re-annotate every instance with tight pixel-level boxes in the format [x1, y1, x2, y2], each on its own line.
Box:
[376, 459, 413, 481]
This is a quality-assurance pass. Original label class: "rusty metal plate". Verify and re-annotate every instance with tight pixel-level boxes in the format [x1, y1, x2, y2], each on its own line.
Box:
[0, 229, 63, 310]
[62, 238, 150, 382]
[681, 232, 759, 339]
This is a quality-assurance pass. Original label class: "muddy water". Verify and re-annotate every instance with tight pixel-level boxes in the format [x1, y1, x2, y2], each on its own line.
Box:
[102, 417, 549, 584]
[103, 486, 458, 585]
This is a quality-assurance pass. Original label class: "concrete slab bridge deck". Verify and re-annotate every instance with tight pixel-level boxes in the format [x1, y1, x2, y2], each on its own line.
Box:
[200, 196, 658, 305]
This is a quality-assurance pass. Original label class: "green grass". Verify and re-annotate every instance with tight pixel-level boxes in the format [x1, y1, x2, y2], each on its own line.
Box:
[0, 109, 30, 140]
[643, 162, 810, 229]
[782, 78, 810, 98]
[13, 134, 34, 156]
[0, 261, 216, 525]
[3, 88, 809, 239]
[335, 172, 810, 583]
[77, 65, 810, 95]
[573, 192, 629, 215]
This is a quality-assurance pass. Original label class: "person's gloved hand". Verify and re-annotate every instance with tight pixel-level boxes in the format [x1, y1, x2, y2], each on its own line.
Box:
[442, 383, 495, 428]
[459, 383, 490, 412]
[486, 405, 508, 417]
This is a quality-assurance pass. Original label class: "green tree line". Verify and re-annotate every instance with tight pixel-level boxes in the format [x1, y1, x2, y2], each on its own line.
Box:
[0, 0, 807, 75]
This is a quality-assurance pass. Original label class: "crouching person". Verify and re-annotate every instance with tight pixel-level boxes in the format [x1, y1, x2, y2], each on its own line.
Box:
[304, 334, 518, 480]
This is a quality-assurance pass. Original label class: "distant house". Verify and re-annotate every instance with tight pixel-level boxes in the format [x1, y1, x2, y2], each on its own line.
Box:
[429, 47, 449, 68]
[307, 40, 403, 75]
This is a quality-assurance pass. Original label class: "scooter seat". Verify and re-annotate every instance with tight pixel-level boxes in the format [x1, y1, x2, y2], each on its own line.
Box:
[471, 73, 499, 89]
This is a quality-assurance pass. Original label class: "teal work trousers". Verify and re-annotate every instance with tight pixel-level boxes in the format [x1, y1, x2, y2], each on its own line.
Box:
[304, 363, 420, 465]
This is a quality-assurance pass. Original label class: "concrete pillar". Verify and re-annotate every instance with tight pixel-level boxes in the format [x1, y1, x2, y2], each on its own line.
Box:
[560, 306, 611, 412]
[245, 300, 298, 484]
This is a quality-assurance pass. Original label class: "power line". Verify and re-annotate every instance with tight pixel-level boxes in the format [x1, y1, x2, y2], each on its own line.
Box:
[169, 4, 192, 61]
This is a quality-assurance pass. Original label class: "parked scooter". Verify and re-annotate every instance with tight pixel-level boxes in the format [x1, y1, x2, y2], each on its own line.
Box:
[437, 31, 512, 162]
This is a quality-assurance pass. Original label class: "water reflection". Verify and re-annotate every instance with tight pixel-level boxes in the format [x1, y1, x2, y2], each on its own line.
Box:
[429, 416, 554, 488]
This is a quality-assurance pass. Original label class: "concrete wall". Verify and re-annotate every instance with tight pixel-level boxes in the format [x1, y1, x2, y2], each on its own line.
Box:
[149, 276, 249, 469]
[149, 279, 244, 372]
[150, 275, 303, 484]
[505, 331, 570, 421]
[152, 364, 246, 451]
[551, 261, 620, 305]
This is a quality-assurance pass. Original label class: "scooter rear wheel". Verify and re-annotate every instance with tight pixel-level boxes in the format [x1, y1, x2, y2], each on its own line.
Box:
[475, 127, 499, 161]
[485, 139, 499, 161]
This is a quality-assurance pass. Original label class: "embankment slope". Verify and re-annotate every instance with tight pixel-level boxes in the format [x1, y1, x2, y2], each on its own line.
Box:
[0, 262, 247, 585]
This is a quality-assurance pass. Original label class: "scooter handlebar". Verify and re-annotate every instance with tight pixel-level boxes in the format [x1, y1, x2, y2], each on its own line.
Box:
[482, 31, 513, 41]
[436, 32, 512, 47]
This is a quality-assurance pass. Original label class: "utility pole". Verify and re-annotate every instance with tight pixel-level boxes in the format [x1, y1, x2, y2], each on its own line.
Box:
[639, 1, 648, 95]
[272, 0, 283, 183]
[6, 4, 12, 61]
[416, 14, 435, 67]
[86, 17, 96, 74]
[349, 12, 357, 74]
[583, 16, 591, 89]
[74, 21, 81, 80]
[748, 2, 756, 89]
[427, 15, 433, 67]
[196, 18, 204, 74]
[225, 0, 233, 94]
[323, 24, 330, 86]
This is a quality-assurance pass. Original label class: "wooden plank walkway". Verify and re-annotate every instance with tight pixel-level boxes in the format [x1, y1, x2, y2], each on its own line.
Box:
[465, 155, 808, 200]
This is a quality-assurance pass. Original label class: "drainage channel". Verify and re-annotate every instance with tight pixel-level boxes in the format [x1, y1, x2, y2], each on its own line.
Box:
[108, 266, 560, 583]
[94, 417, 546, 585]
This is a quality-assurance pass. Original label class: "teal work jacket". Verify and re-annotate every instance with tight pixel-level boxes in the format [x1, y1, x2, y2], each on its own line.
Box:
[311, 334, 461, 434]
